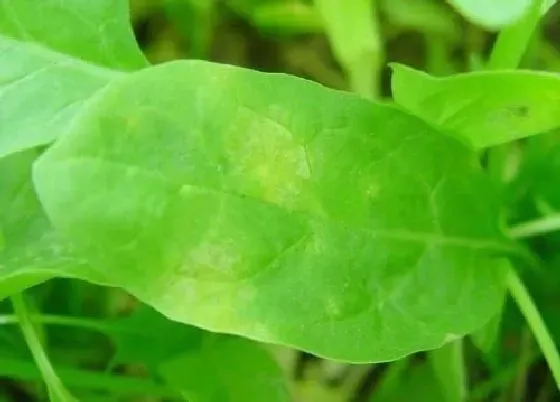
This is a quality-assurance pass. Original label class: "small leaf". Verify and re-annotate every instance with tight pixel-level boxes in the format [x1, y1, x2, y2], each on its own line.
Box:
[380, 0, 460, 39]
[446, 0, 540, 29]
[315, 0, 381, 98]
[159, 335, 290, 402]
[391, 63, 560, 148]
[33, 60, 513, 362]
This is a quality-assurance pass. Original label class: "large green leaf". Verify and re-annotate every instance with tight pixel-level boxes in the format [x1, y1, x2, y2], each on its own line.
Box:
[391, 64, 560, 148]
[0, 151, 106, 301]
[0, 0, 146, 159]
[159, 335, 290, 402]
[33, 60, 513, 362]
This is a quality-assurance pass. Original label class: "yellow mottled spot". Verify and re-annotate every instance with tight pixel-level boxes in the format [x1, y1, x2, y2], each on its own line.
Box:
[226, 107, 312, 210]
[325, 296, 344, 320]
[180, 238, 243, 281]
[366, 182, 381, 199]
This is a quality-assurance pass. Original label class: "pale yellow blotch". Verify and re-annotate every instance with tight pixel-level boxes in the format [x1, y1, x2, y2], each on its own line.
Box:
[227, 107, 312, 210]
[325, 296, 345, 320]
[366, 182, 381, 199]
[180, 238, 243, 281]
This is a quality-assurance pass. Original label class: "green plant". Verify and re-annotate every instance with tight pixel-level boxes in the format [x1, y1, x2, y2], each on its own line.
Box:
[1, 0, 560, 400]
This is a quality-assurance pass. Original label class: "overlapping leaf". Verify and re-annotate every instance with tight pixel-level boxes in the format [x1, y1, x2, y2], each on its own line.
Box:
[391, 64, 560, 148]
[0, 0, 146, 159]
[33, 60, 513, 362]
[0, 150, 107, 301]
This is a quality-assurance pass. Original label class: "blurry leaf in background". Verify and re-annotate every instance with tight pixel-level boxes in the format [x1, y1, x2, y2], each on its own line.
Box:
[315, 0, 382, 98]
[370, 361, 446, 402]
[164, 0, 216, 59]
[107, 304, 203, 371]
[34, 60, 511, 363]
[159, 335, 291, 402]
[252, 2, 323, 35]
[471, 302, 505, 355]
[390, 63, 560, 148]
[446, 0, 541, 30]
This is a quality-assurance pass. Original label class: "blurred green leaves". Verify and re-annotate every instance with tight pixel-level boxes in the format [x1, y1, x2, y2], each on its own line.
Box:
[315, 0, 381, 98]
[160, 336, 290, 402]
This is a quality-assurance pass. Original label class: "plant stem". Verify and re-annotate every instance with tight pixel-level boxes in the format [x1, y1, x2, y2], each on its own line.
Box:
[488, 0, 545, 69]
[509, 214, 560, 239]
[10, 294, 77, 402]
[429, 339, 466, 402]
[0, 314, 110, 333]
[315, 0, 383, 99]
[506, 269, 560, 389]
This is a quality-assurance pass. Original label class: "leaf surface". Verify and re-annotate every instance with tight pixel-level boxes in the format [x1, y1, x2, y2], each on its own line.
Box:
[0, 151, 106, 301]
[391, 64, 560, 148]
[34, 60, 511, 362]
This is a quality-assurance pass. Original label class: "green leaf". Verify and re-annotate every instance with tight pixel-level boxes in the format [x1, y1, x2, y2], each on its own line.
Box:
[0, 0, 147, 70]
[159, 335, 290, 402]
[107, 304, 203, 371]
[0, 151, 106, 301]
[390, 63, 560, 148]
[446, 0, 553, 29]
[34, 60, 512, 363]
[0, 0, 147, 159]
[0, 38, 122, 159]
